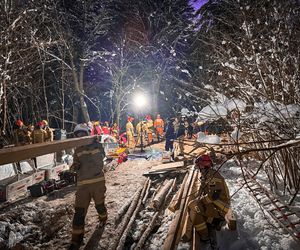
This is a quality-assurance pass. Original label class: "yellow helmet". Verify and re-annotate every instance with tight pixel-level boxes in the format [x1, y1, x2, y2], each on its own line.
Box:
[42, 120, 48, 126]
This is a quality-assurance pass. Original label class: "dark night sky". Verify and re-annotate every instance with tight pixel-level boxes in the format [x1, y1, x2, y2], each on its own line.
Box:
[191, 0, 209, 10]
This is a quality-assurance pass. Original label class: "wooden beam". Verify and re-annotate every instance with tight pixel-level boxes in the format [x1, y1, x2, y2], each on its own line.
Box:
[163, 168, 195, 250]
[152, 179, 174, 210]
[168, 173, 189, 213]
[0, 136, 98, 165]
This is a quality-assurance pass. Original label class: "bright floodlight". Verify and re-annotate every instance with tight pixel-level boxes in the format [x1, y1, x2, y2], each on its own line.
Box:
[134, 93, 147, 109]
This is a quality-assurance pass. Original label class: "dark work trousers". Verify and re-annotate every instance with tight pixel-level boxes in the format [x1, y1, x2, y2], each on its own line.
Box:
[165, 139, 174, 152]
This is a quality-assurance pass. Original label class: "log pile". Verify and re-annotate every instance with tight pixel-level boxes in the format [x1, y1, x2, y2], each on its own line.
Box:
[110, 163, 236, 250]
[110, 164, 187, 250]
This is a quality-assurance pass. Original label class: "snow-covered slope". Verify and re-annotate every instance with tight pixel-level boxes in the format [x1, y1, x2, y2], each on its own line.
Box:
[217, 160, 300, 250]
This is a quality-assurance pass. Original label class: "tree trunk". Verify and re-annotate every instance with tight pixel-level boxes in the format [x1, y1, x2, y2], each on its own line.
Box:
[70, 55, 90, 123]
[79, 61, 90, 123]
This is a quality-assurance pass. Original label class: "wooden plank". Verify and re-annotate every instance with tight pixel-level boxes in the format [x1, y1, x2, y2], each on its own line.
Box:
[168, 173, 188, 212]
[149, 161, 185, 172]
[152, 179, 174, 210]
[178, 171, 199, 244]
[0, 136, 98, 165]
[163, 168, 195, 250]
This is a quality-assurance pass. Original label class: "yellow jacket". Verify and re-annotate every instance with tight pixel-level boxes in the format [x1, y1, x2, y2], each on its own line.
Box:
[199, 168, 230, 216]
[126, 121, 134, 136]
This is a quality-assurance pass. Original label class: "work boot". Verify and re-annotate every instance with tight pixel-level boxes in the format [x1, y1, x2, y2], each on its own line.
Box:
[68, 242, 80, 250]
[98, 213, 107, 227]
[69, 234, 83, 250]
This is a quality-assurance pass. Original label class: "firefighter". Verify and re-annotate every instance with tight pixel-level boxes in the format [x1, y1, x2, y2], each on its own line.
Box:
[69, 124, 107, 249]
[165, 118, 175, 152]
[188, 154, 230, 241]
[13, 120, 27, 146]
[42, 120, 54, 142]
[136, 120, 148, 147]
[25, 124, 34, 144]
[126, 116, 135, 148]
[154, 114, 164, 142]
[145, 115, 153, 143]
[91, 121, 102, 135]
[102, 121, 110, 135]
[31, 122, 48, 143]
[110, 122, 119, 139]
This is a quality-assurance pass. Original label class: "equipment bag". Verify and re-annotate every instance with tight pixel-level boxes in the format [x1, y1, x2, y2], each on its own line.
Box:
[59, 170, 76, 184]
[28, 179, 56, 197]
[28, 181, 47, 197]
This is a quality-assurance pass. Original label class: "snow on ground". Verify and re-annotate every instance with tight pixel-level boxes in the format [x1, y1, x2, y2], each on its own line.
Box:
[217, 159, 300, 250]
[197, 132, 221, 144]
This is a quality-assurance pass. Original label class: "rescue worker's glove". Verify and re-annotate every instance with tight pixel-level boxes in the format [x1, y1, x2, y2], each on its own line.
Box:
[199, 194, 212, 205]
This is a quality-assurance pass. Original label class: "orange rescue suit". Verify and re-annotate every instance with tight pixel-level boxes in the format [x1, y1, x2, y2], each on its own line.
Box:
[154, 118, 164, 136]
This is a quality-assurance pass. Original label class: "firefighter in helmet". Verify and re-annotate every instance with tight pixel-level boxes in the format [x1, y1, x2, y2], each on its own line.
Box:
[31, 121, 48, 143]
[69, 124, 107, 249]
[154, 114, 164, 142]
[42, 120, 54, 142]
[188, 154, 230, 241]
[145, 115, 154, 143]
[126, 116, 135, 148]
[13, 120, 27, 146]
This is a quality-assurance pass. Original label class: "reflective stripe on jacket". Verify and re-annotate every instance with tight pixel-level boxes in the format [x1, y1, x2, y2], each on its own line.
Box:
[72, 141, 105, 183]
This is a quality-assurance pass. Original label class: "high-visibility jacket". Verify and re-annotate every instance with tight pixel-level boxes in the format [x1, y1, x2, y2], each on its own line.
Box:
[126, 121, 135, 148]
[188, 168, 230, 237]
[126, 121, 134, 136]
[146, 119, 153, 133]
[71, 141, 105, 186]
[70, 141, 107, 242]
[154, 118, 164, 135]
[13, 128, 27, 146]
[31, 129, 47, 143]
[45, 127, 54, 142]
[199, 168, 230, 217]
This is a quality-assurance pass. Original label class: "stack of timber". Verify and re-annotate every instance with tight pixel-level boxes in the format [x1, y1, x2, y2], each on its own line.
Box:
[164, 167, 237, 250]
[110, 164, 236, 249]
[110, 168, 186, 249]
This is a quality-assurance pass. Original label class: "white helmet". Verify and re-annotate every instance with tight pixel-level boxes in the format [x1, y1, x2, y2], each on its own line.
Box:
[74, 123, 91, 136]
